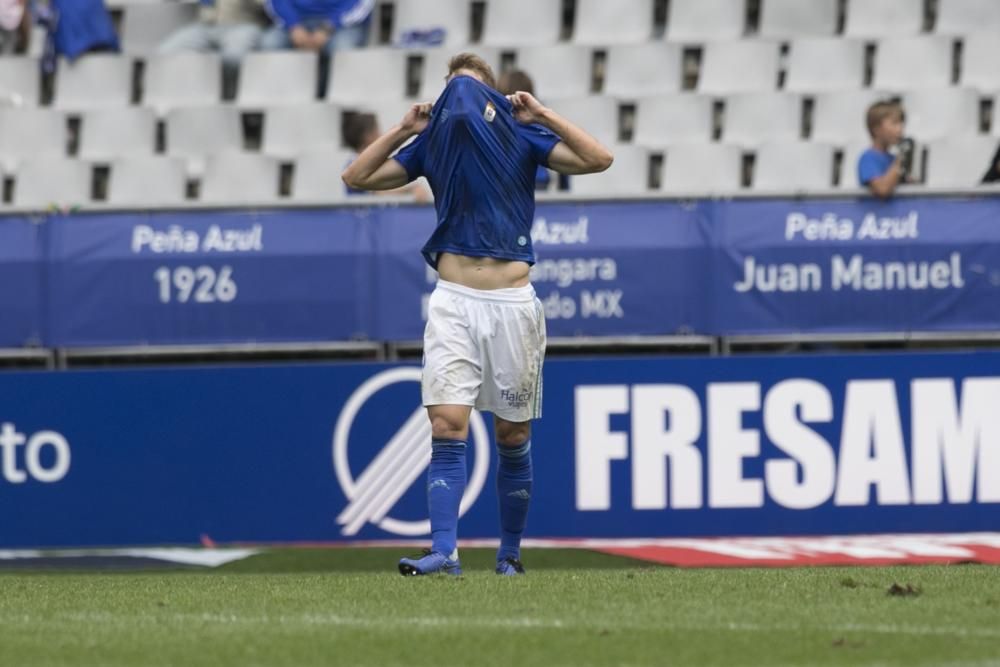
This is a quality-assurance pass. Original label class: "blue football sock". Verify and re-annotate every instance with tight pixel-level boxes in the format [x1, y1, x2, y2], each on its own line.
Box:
[496, 440, 533, 562]
[428, 438, 467, 558]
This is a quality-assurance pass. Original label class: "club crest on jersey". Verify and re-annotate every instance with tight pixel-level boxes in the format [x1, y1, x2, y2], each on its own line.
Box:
[483, 101, 496, 123]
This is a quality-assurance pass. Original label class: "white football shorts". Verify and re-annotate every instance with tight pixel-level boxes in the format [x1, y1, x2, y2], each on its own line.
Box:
[422, 279, 546, 422]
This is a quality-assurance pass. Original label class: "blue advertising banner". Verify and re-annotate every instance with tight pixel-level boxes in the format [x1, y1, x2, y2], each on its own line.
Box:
[2, 350, 999, 548]
[0, 215, 43, 347]
[45, 209, 375, 346]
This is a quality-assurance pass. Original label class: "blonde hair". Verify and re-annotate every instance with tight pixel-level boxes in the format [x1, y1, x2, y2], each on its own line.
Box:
[446, 52, 497, 90]
[866, 100, 904, 137]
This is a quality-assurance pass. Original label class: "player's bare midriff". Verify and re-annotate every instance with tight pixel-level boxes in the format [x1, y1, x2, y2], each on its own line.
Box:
[437, 252, 531, 290]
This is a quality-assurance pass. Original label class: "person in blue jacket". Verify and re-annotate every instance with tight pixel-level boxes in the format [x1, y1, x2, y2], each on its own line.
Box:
[261, 0, 371, 53]
[49, 0, 119, 60]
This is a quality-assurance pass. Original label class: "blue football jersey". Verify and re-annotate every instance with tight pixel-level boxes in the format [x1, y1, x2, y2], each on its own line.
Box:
[393, 75, 561, 268]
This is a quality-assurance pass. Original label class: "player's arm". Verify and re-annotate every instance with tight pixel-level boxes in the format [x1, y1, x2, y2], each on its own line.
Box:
[342, 103, 430, 191]
[866, 158, 903, 199]
[508, 91, 613, 175]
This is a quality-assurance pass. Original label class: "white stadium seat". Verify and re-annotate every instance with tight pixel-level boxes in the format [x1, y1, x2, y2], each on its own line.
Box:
[262, 104, 343, 159]
[237, 51, 319, 108]
[758, 0, 839, 38]
[753, 141, 836, 191]
[661, 143, 743, 194]
[165, 106, 244, 174]
[482, 0, 562, 47]
[844, 0, 924, 38]
[0, 108, 67, 174]
[633, 94, 714, 147]
[54, 55, 133, 110]
[200, 152, 281, 204]
[546, 96, 619, 146]
[935, 0, 1000, 35]
[784, 38, 866, 93]
[13, 158, 92, 208]
[418, 47, 499, 100]
[721, 93, 803, 147]
[143, 52, 222, 115]
[838, 141, 871, 188]
[356, 99, 418, 140]
[603, 43, 682, 98]
[924, 136, 998, 187]
[570, 145, 650, 196]
[573, 0, 654, 45]
[391, 0, 470, 47]
[120, 2, 199, 55]
[873, 36, 954, 90]
[0, 57, 40, 106]
[667, 0, 746, 42]
[902, 87, 979, 140]
[78, 107, 157, 160]
[959, 32, 1000, 92]
[515, 45, 594, 99]
[698, 40, 781, 94]
[108, 156, 189, 205]
[292, 150, 357, 202]
[810, 90, 892, 145]
[327, 48, 408, 104]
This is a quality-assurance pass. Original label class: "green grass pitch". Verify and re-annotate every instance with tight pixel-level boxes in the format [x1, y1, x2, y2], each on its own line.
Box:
[2, 548, 999, 667]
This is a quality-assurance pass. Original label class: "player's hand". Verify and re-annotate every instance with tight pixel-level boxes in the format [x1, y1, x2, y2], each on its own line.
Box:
[400, 102, 431, 134]
[507, 91, 549, 125]
[289, 25, 312, 49]
[308, 29, 330, 50]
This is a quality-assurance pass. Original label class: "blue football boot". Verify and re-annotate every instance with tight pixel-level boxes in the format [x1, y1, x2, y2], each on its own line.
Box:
[495, 556, 526, 576]
[398, 549, 463, 576]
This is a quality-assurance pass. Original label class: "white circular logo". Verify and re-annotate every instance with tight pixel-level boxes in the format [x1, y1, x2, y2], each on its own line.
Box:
[333, 367, 489, 537]
[517, 235, 528, 246]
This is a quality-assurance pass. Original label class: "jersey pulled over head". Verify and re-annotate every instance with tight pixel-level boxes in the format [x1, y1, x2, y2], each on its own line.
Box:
[393, 75, 559, 268]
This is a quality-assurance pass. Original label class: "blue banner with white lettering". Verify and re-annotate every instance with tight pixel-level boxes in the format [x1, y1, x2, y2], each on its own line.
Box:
[1, 351, 999, 548]
[0, 216, 44, 347]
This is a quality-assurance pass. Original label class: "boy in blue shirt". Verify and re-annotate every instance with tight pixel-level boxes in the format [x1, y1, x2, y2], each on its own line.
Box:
[858, 100, 913, 198]
[343, 53, 612, 577]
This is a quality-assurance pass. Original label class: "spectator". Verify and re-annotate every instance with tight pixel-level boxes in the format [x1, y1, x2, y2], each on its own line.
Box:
[858, 100, 915, 199]
[0, 0, 30, 55]
[261, 0, 371, 54]
[497, 69, 568, 192]
[981, 142, 1000, 184]
[343, 110, 429, 202]
[47, 0, 119, 60]
[159, 0, 268, 98]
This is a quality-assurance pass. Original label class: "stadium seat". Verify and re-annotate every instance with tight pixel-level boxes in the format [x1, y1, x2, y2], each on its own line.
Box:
[721, 93, 803, 146]
[698, 40, 781, 94]
[165, 106, 244, 175]
[784, 39, 866, 93]
[603, 43, 682, 98]
[418, 47, 499, 100]
[872, 36, 954, 90]
[0, 108, 67, 174]
[573, 0, 654, 44]
[546, 96, 619, 146]
[200, 152, 281, 204]
[758, 0, 839, 38]
[0, 57, 40, 106]
[959, 32, 1000, 92]
[143, 52, 222, 115]
[352, 98, 416, 139]
[78, 107, 157, 160]
[515, 45, 594, 100]
[935, 0, 1000, 34]
[107, 156, 188, 205]
[570, 145, 650, 196]
[482, 0, 561, 47]
[902, 88, 979, 140]
[12, 158, 92, 208]
[633, 94, 714, 147]
[924, 136, 998, 187]
[261, 104, 343, 159]
[810, 90, 890, 144]
[390, 0, 470, 47]
[666, 0, 746, 43]
[327, 48, 408, 104]
[53, 55, 133, 110]
[661, 143, 743, 194]
[237, 51, 319, 108]
[844, 0, 924, 38]
[753, 141, 836, 191]
[838, 141, 870, 188]
[291, 150, 357, 201]
[120, 2, 199, 55]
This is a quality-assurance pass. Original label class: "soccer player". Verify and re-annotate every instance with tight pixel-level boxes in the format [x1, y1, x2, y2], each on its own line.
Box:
[342, 53, 612, 576]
